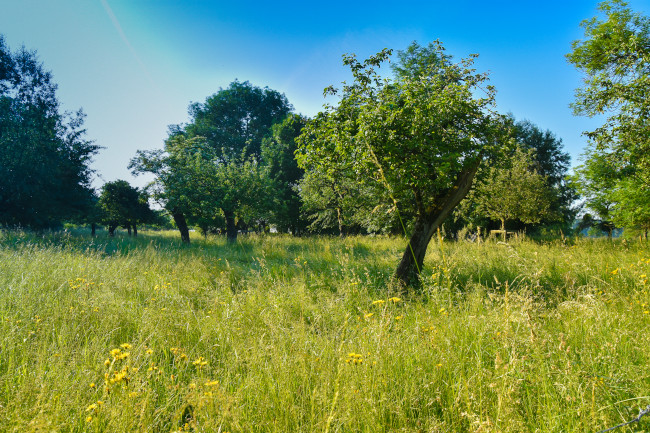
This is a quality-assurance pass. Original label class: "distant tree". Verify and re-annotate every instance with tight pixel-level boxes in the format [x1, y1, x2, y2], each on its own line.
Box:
[261, 114, 308, 234]
[99, 180, 153, 236]
[512, 119, 577, 226]
[0, 36, 99, 229]
[567, 0, 650, 183]
[297, 41, 510, 286]
[132, 81, 292, 243]
[130, 137, 194, 243]
[472, 146, 555, 233]
[572, 147, 619, 237]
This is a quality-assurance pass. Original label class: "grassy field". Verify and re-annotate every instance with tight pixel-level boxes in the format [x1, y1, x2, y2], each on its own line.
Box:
[0, 230, 649, 432]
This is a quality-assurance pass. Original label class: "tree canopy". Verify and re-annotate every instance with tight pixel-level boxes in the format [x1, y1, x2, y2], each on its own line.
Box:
[98, 180, 153, 236]
[567, 0, 650, 182]
[131, 81, 294, 242]
[0, 35, 99, 229]
[297, 41, 510, 286]
[568, 0, 650, 236]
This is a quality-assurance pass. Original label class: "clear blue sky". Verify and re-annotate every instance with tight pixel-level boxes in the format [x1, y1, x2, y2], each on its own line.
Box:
[2, 0, 648, 188]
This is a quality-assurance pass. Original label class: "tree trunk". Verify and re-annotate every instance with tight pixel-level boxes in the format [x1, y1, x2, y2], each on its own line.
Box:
[394, 160, 481, 287]
[108, 224, 117, 237]
[336, 207, 344, 237]
[172, 212, 190, 244]
[127, 225, 132, 236]
[133, 224, 137, 237]
[224, 210, 237, 243]
[91, 223, 96, 237]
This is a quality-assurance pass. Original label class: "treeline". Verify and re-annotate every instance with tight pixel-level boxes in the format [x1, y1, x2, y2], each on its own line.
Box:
[1, 0, 648, 285]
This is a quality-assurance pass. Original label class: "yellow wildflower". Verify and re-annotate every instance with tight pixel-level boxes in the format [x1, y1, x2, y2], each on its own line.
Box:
[372, 300, 385, 306]
[388, 297, 401, 303]
[120, 343, 132, 350]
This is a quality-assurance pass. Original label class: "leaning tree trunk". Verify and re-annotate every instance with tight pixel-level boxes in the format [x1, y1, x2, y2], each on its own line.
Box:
[224, 210, 237, 243]
[172, 212, 190, 244]
[394, 160, 481, 287]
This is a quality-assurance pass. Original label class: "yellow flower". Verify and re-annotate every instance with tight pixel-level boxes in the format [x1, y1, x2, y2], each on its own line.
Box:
[205, 380, 219, 387]
[86, 416, 93, 423]
[193, 357, 208, 368]
[372, 300, 385, 306]
[120, 343, 132, 350]
[364, 313, 374, 319]
[395, 316, 403, 320]
[110, 348, 121, 358]
[611, 268, 620, 275]
[89, 382, 95, 388]
[146, 349, 154, 355]
[388, 297, 401, 303]
[86, 404, 97, 412]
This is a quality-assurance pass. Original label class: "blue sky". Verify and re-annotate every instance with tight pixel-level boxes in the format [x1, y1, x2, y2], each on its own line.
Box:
[2, 0, 648, 188]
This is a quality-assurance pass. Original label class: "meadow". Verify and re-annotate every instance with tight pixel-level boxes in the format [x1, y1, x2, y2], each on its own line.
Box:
[0, 230, 648, 432]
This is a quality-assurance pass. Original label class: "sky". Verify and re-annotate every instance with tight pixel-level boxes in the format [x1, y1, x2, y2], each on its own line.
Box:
[1, 0, 649, 189]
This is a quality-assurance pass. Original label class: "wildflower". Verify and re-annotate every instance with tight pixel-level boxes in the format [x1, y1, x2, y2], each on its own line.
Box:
[364, 313, 374, 319]
[346, 353, 363, 365]
[205, 380, 219, 387]
[104, 359, 111, 367]
[86, 404, 97, 412]
[372, 300, 385, 306]
[611, 268, 620, 275]
[110, 348, 122, 358]
[395, 316, 403, 320]
[89, 382, 96, 389]
[193, 357, 208, 368]
[120, 343, 132, 350]
[146, 349, 153, 355]
[388, 297, 401, 303]
[436, 363, 443, 368]
[86, 416, 93, 423]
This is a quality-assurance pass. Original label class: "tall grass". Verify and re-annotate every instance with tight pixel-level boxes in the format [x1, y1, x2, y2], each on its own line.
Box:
[0, 230, 648, 432]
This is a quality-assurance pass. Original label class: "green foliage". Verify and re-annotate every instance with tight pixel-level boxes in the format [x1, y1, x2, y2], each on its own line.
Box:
[1, 231, 649, 431]
[185, 80, 292, 162]
[567, 0, 650, 182]
[297, 41, 510, 284]
[572, 146, 619, 235]
[472, 147, 556, 231]
[98, 180, 153, 234]
[132, 81, 293, 242]
[611, 177, 650, 235]
[261, 114, 309, 234]
[0, 35, 99, 229]
[512, 119, 577, 226]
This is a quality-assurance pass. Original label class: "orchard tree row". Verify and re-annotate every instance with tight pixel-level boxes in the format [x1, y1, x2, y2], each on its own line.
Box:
[1, 0, 648, 286]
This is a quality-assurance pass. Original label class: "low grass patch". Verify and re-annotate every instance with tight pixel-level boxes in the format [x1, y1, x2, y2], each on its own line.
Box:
[0, 230, 648, 432]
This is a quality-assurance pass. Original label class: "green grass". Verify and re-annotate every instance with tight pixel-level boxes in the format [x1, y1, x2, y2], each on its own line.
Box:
[0, 230, 649, 432]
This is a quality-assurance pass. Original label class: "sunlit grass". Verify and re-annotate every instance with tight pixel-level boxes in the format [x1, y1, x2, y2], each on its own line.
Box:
[0, 230, 648, 432]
